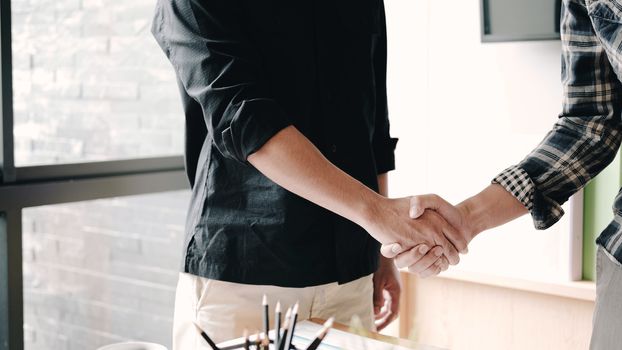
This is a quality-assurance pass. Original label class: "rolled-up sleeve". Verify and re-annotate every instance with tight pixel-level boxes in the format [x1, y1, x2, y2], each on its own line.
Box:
[151, 0, 291, 163]
[493, 1, 622, 230]
[371, 0, 398, 174]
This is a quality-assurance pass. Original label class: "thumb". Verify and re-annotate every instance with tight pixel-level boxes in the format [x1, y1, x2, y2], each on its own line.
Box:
[410, 194, 452, 219]
[380, 243, 403, 258]
[409, 197, 425, 219]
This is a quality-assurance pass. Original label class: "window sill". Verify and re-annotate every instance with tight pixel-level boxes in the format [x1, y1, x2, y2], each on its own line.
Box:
[421, 269, 596, 302]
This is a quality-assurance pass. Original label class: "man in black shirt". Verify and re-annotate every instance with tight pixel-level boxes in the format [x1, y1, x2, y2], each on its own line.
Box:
[152, 0, 466, 346]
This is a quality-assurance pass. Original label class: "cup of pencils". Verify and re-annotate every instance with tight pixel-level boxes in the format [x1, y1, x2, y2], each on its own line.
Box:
[193, 295, 334, 350]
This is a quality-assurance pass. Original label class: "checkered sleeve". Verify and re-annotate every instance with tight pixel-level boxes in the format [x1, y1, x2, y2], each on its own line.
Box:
[493, 166, 535, 212]
[493, 165, 565, 230]
[493, 0, 622, 231]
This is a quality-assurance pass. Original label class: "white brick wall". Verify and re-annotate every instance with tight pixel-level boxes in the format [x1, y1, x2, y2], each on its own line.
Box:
[22, 191, 190, 350]
[13, 1, 191, 349]
[12, 0, 184, 166]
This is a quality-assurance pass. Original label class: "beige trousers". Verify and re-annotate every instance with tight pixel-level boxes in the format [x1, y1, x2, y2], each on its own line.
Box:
[172, 273, 375, 350]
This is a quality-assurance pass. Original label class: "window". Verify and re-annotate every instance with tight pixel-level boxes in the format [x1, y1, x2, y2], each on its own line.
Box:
[11, 0, 184, 166]
[22, 191, 189, 350]
[1, 1, 189, 349]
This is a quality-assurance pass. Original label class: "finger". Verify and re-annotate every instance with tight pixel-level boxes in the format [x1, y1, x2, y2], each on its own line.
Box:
[375, 311, 396, 331]
[374, 300, 391, 321]
[441, 242, 460, 265]
[440, 256, 449, 271]
[443, 221, 469, 255]
[375, 295, 397, 331]
[380, 243, 403, 259]
[394, 244, 430, 269]
[410, 194, 451, 219]
[419, 260, 443, 278]
[434, 229, 461, 265]
[420, 211, 461, 265]
[375, 309, 390, 321]
[409, 196, 426, 219]
[373, 282, 384, 315]
[409, 194, 451, 219]
[376, 295, 398, 331]
[389, 286, 400, 318]
[406, 246, 443, 274]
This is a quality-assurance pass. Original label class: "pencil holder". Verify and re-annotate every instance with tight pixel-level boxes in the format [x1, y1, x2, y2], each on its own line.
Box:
[193, 296, 333, 350]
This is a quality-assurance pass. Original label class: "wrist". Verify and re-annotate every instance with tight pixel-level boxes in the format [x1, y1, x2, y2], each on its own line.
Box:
[457, 184, 526, 241]
[456, 196, 488, 241]
[377, 254, 398, 275]
[358, 191, 387, 230]
[378, 253, 393, 265]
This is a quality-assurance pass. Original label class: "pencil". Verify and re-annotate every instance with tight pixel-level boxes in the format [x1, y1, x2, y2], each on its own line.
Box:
[262, 294, 269, 340]
[275, 301, 282, 346]
[193, 321, 220, 350]
[304, 317, 334, 350]
[217, 330, 250, 350]
[283, 302, 299, 350]
[277, 307, 292, 350]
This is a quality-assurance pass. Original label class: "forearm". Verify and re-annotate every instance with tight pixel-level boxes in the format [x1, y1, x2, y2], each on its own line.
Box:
[377, 173, 388, 197]
[376, 173, 394, 263]
[457, 184, 528, 240]
[248, 125, 381, 230]
[248, 126, 457, 254]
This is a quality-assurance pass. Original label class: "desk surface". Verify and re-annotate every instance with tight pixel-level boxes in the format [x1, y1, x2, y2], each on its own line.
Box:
[309, 318, 420, 349]
[306, 319, 444, 350]
[217, 319, 445, 350]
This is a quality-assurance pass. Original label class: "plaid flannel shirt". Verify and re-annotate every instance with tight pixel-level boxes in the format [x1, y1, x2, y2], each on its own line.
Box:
[493, 0, 622, 264]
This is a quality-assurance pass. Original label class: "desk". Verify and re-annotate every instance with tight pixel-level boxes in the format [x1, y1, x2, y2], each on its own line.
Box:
[308, 318, 422, 349]
[217, 318, 445, 350]
[218, 318, 442, 350]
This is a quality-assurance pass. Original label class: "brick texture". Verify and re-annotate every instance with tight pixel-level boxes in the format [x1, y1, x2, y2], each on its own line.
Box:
[13, 0, 191, 349]
[22, 191, 190, 350]
[12, 0, 184, 166]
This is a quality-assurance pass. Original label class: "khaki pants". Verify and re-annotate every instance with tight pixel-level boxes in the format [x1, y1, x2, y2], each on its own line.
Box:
[590, 247, 622, 350]
[172, 273, 375, 350]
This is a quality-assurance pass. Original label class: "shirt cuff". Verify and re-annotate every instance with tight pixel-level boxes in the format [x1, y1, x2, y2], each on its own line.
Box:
[374, 137, 399, 174]
[492, 165, 564, 230]
[220, 99, 292, 164]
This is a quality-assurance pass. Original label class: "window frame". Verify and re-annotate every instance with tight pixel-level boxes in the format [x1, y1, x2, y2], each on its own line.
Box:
[479, 0, 562, 43]
[0, 2, 188, 349]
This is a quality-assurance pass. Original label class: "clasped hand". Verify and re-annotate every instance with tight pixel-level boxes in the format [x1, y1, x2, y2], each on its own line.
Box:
[366, 194, 474, 278]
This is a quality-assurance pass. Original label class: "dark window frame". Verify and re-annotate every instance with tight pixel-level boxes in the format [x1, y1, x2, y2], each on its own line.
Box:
[0, 2, 188, 349]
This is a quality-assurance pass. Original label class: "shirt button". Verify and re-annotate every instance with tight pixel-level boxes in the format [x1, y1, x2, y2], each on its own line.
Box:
[331, 144, 337, 153]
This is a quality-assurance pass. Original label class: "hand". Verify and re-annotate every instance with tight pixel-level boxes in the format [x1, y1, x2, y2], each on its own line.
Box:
[382, 195, 475, 277]
[410, 195, 474, 243]
[363, 196, 465, 265]
[373, 256, 401, 331]
[383, 243, 450, 278]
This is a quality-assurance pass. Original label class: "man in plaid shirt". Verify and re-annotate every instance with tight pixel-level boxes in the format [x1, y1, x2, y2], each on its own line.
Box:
[383, 0, 622, 347]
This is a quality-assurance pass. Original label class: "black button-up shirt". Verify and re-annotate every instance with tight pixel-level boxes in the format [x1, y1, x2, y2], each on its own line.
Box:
[152, 0, 397, 287]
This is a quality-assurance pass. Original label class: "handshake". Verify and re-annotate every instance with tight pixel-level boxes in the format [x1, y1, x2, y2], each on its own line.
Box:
[362, 194, 477, 278]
